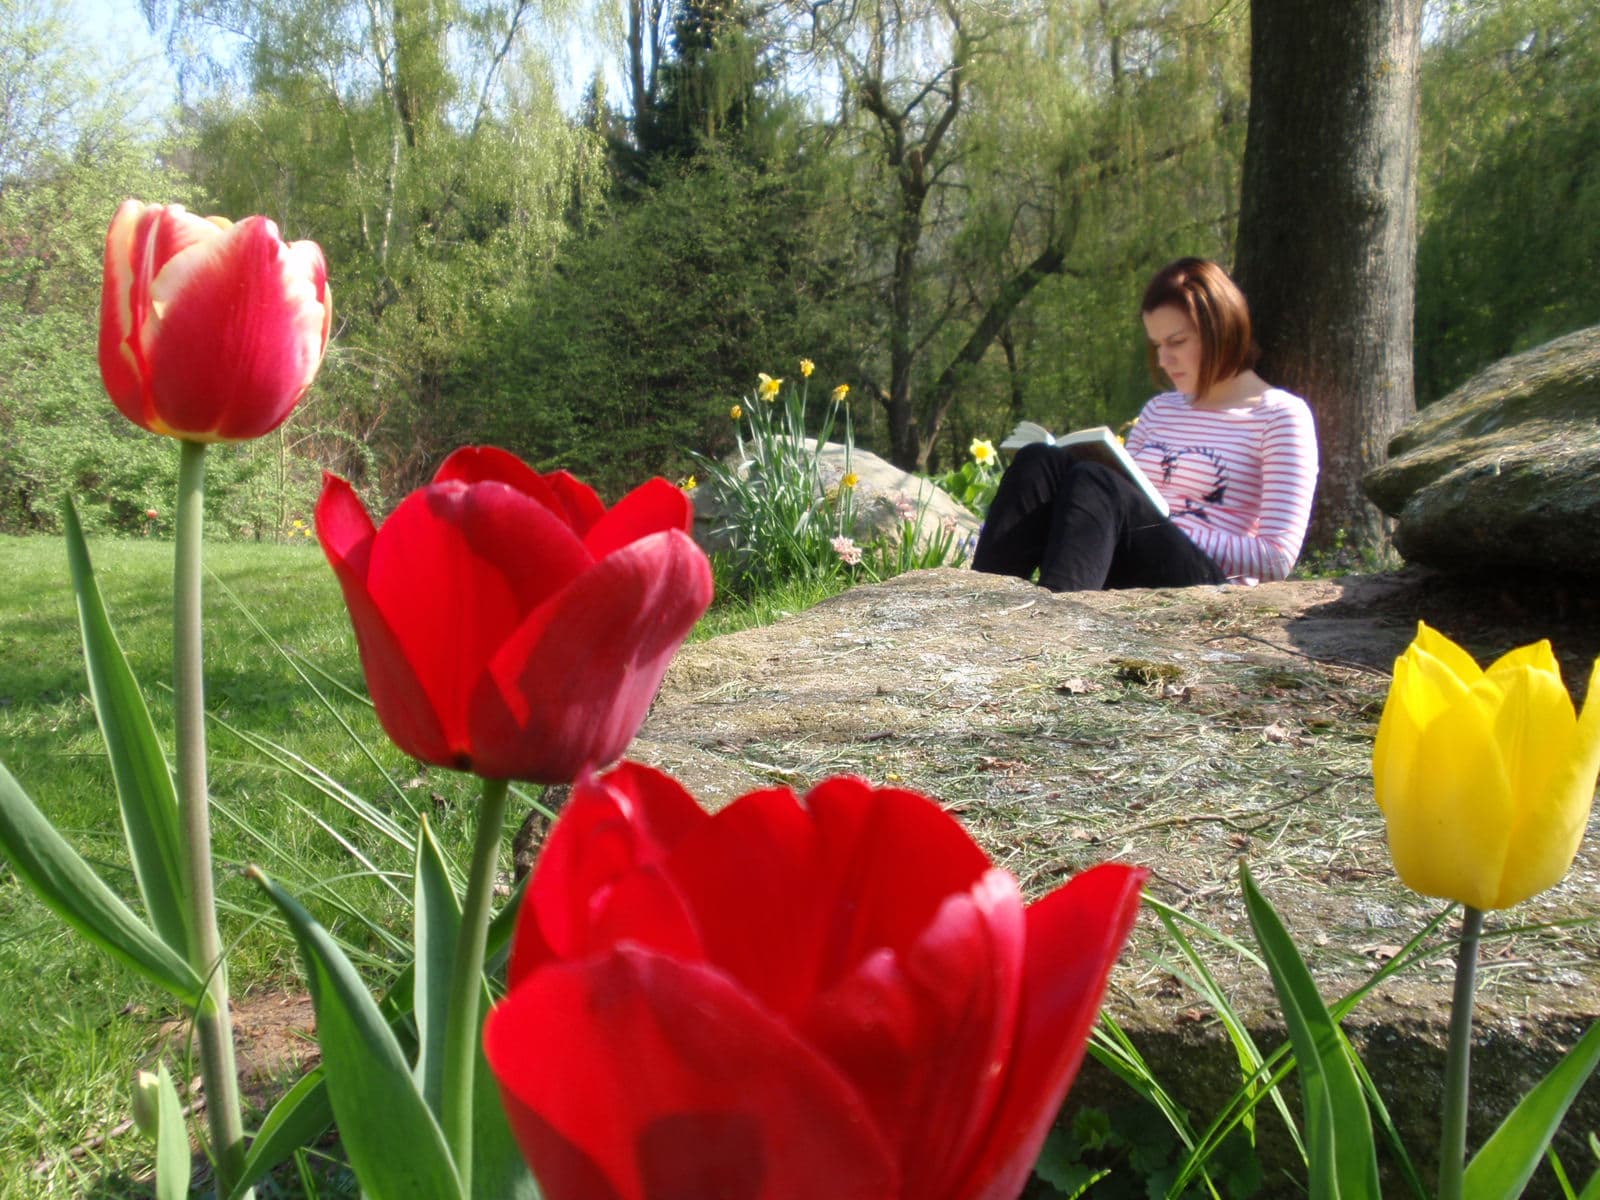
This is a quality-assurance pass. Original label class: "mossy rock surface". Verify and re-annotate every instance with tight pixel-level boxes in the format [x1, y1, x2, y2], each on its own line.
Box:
[1364, 325, 1600, 578]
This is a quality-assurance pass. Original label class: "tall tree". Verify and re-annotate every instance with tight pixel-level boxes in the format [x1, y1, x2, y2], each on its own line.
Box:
[162, 0, 605, 491]
[1233, 0, 1424, 553]
[804, 0, 1247, 470]
[1414, 0, 1600, 402]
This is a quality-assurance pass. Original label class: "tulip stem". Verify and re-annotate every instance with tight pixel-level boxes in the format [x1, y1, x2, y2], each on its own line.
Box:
[175, 440, 249, 1199]
[1439, 904, 1484, 1200]
[441, 775, 510, 1193]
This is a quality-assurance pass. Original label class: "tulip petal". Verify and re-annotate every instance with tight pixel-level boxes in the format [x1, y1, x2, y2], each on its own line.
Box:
[434, 446, 567, 520]
[356, 479, 592, 770]
[543, 470, 609, 538]
[469, 529, 711, 781]
[98, 202, 157, 424]
[1413, 622, 1484, 685]
[1386, 677, 1515, 909]
[1487, 638, 1561, 681]
[804, 867, 1026, 1196]
[655, 778, 995, 1021]
[1374, 643, 1474, 816]
[584, 478, 696, 560]
[100, 203, 227, 432]
[510, 764, 709, 987]
[143, 215, 329, 440]
[316, 475, 456, 766]
[484, 947, 898, 1200]
[1542, 656, 1600, 856]
[952, 862, 1148, 1200]
[1493, 664, 1589, 908]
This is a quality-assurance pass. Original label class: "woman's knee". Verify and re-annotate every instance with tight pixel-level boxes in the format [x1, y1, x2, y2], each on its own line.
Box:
[1056, 458, 1122, 497]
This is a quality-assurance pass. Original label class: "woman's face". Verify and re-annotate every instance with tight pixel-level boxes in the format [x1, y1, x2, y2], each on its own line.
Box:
[1142, 305, 1204, 396]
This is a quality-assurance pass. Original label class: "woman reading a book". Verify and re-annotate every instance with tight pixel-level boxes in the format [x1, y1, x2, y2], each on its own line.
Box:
[972, 257, 1318, 590]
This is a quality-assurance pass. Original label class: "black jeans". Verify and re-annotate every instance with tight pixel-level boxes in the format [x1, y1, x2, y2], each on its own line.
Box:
[972, 444, 1225, 592]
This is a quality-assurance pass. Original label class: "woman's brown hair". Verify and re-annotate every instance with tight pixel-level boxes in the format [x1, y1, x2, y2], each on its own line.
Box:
[1140, 258, 1258, 400]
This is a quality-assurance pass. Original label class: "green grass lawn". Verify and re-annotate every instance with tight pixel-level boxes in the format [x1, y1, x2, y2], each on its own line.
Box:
[0, 532, 428, 1196]
[0, 531, 843, 1198]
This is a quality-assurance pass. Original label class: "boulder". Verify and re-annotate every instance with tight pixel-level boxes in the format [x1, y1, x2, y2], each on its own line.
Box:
[694, 438, 981, 565]
[1363, 325, 1600, 578]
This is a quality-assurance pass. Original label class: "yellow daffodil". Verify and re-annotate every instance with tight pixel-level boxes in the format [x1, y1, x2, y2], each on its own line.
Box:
[758, 373, 782, 401]
[800, 358, 815, 377]
[1373, 622, 1600, 910]
[970, 438, 997, 466]
[842, 472, 860, 489]
[730, 404, 743, 420]
[831, 384, 850, 403]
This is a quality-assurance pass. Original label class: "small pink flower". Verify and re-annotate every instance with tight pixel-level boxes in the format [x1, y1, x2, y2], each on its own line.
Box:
[832, 535, 862, 566]
[146, 508, 159, 520]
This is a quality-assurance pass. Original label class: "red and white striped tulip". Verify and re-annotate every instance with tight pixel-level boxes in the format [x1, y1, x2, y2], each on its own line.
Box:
[99, 200, 332, 442]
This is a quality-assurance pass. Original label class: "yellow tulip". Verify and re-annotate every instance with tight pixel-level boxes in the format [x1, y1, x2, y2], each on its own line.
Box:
[730, 404, 743, 420]
[1373, 622, 1600, 910]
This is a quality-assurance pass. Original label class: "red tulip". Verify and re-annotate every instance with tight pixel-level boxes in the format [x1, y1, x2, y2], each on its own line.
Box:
[485, 762, 1146, 1200]
[99, 200, 332, 442]
[316, 448, 713, 783]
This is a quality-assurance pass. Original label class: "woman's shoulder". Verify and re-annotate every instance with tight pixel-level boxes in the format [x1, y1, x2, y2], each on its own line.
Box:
[1258, 387, 1311, 415]
[1253, 388, 1315, 430]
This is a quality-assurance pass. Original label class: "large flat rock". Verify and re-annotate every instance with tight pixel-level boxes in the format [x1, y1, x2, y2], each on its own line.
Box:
[631, 568, 1600, 1193]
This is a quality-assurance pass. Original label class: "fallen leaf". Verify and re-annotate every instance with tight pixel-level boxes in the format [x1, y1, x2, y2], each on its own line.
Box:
[1056, 677, 1101, 695]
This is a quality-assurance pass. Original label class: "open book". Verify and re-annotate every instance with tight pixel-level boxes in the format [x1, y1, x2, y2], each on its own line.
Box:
[999, 421, 1170, 517]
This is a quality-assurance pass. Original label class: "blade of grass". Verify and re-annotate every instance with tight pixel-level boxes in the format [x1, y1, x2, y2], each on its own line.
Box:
[1241, 863, 1379, 1199]
[1087, 1014, 1223, 1200]
[208, 714, 413, 851]
[1175, 901, 1454, 1194]
[1156, 907, 1304, 1154]
[208, 570, 415, 818]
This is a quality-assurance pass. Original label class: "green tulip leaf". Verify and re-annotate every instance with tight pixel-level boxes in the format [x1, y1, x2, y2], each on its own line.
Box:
[0, 762, 204, 1005]
[251, 868, 464, 1200]
[485, 871, 526, 978]
[227, 1067, 334, 1200]
[413, 816, 462, 1117]
[62, 497, 192, 956]
[471, 1008, 542, 1199]
[1241, 863, 1380, 1200]
[1463, 1018, 1600, 1200]
[146, 1063, 192, 1200]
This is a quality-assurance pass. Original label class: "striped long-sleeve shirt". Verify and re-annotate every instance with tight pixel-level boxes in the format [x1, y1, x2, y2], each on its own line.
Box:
[1124, 389, 1318, 582]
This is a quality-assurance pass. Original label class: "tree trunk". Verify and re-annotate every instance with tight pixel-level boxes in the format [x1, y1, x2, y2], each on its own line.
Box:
[1233, 0, 1423, 555]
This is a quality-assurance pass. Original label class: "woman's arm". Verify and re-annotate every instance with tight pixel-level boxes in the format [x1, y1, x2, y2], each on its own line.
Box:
[1173, 397, 1319, 581]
